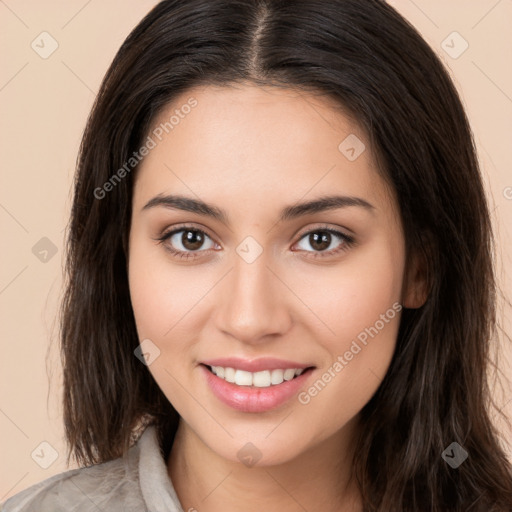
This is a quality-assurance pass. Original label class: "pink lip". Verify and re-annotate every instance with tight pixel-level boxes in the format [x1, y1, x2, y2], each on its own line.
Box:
[201, 357, 312, 372]
[200, 364, 315, 413]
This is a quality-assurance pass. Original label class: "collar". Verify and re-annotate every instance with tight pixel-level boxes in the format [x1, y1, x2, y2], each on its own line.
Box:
[138, 425, 185, 512]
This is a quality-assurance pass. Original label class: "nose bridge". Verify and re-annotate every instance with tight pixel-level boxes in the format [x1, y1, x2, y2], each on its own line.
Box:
[213, 248, 292, 343]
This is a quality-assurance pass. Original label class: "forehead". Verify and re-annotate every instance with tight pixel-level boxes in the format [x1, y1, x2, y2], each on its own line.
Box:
[147, 83, 361, 159]
[133, 83, 394, 217]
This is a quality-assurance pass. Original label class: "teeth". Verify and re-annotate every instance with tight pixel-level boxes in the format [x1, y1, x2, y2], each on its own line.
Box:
[270, 369, 285, 385]
[283, 369, 296, 381]
[210, 366, 305, 388]
[224, 367, 236, 383]
[253, 370, 271, 387]
[234, 370, 253, 386]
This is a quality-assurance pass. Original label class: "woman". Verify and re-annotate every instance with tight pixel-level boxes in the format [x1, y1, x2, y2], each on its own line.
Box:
[2, 0, 511, 511]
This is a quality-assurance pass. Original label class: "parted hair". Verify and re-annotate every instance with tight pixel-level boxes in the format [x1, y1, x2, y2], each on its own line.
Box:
[60, 0, 512, 510]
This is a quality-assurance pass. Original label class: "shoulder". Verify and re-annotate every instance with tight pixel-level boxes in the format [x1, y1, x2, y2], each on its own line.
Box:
[0, 440, 145, 512]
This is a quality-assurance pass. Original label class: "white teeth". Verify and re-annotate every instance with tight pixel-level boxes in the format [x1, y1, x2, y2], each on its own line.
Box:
[283, 369, 296, 381]
[234, 370, 253, 386]
[224, 367, 236, 383]
[253, 370, 271, 387]
[270, 369, 284, 385]
[210, 366, 306, 388]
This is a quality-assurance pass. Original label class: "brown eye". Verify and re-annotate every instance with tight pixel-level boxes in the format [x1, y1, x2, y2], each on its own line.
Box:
[179, 229, 206, 251]
[294, 228, 355, 257]
[306, 231, 332, 251]
[156, 227, 217, 259]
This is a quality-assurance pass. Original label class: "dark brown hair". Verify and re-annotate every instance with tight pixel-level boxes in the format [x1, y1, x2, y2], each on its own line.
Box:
[60, 0, 512, 510]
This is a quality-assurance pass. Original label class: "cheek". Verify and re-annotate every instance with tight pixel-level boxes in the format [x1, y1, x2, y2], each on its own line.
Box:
[293, 231, 404, 345]
[296, 238, 404, 417]
[127, 239, 207, 408]
[128, 229, 207, 339]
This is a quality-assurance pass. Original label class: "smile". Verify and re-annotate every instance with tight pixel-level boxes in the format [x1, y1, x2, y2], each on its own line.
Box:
[207, 365, 305, 387]
[200, 362, 316, 413]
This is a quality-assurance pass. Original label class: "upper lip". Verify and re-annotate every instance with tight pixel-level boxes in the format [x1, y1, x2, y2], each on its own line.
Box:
[201, 357, 314, 373]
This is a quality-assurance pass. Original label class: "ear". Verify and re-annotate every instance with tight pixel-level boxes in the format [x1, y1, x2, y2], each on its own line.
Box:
[402, 244, 430, 309]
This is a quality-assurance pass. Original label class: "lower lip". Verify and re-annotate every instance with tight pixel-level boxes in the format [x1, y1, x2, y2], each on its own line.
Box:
[201, 364, 314, 413]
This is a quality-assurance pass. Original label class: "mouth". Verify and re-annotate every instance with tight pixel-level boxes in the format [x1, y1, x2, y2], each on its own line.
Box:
[202, 364, 314, 388]
[200, 362, 316, 413]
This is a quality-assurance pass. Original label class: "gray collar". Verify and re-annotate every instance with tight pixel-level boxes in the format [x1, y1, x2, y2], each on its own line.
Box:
[138, 425, 184, 512]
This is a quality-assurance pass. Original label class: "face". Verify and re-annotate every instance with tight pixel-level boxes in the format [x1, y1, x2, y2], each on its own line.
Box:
[128, 83, 422, 466]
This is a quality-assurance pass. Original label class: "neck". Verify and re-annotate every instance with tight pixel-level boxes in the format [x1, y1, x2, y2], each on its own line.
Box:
[167, 416, 362, 512]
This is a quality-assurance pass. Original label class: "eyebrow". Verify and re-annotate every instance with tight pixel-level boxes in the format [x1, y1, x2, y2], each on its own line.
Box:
[141, 193, 375, 225]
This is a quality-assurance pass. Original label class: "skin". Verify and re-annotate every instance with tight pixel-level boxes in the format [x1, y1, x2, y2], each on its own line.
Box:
[128, 83, 427, 512]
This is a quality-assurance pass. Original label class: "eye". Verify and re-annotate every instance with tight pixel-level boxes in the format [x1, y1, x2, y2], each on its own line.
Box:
[155, 224, 355, 261]
[155, 226, 217, 260]
[293, 227, 355, 258]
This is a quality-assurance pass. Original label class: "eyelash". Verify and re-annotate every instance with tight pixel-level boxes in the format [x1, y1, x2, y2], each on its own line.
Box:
[154, 224, 355, 261]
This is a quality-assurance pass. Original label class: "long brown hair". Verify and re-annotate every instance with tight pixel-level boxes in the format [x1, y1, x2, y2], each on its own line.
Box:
[60, 0, 512, 510]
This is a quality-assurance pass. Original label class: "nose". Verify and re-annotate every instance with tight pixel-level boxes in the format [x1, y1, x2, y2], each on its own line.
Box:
[213, 253, 293, 345]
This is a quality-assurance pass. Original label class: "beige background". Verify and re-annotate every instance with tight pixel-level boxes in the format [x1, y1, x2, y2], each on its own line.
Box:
[1, 0, 511, 501]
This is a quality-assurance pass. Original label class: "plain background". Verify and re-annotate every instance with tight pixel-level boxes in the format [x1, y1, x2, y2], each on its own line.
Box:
[1, 0, 511, 501]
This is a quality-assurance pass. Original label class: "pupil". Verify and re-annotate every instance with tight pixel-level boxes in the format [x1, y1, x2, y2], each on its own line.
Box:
[310, 232, 330, 251]
[183, 230, 204, 250]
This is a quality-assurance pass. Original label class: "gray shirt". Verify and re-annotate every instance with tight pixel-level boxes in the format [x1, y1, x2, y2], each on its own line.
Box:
[0, 426, 185, 512]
